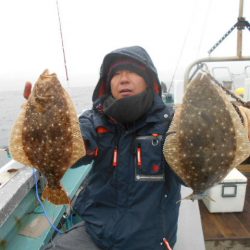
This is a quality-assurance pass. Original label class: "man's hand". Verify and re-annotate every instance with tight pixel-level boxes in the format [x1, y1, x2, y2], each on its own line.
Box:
[23, 81, 32, 99]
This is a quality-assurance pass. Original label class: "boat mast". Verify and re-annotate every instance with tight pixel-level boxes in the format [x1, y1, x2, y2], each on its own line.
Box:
[184, 0, 250, 89]
[237, 0, 244, 58]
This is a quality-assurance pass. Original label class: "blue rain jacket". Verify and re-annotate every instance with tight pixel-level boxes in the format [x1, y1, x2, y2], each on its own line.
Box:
[74, 46, 182, 250]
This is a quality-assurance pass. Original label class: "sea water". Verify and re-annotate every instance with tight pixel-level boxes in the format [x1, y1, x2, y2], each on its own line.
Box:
[0, 86, 94, 166]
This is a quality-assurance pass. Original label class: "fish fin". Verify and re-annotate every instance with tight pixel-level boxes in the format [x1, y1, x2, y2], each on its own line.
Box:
[203, 195, 216, 203]
[42, 185, 70, 205]
[62, 88, 86, 164]
[177, 192, 213, 202]
[9, 103, 33, 166]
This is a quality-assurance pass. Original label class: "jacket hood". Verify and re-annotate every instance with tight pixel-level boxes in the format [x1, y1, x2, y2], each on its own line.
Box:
[92, 46, 162, 102]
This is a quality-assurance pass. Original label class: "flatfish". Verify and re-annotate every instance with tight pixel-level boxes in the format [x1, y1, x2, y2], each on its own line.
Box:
[239, 105, 250, 140]
[9, 70, 86, 205]
[163, 71, 250, 200]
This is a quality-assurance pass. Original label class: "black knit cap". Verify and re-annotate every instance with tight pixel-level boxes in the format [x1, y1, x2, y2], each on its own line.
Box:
[92, 46, 162, 102]
[106, 59, 152, 87]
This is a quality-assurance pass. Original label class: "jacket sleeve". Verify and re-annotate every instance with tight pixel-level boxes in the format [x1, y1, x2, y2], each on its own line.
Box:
[71, 109, 97, 167]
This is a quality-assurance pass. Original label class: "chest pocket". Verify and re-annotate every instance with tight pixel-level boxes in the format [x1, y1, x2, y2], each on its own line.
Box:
[134, 134, 164, 181]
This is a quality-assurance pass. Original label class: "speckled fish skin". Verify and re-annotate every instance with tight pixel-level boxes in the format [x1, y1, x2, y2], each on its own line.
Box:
[163, 71, 250, 200]
[9, 70, 86, 205]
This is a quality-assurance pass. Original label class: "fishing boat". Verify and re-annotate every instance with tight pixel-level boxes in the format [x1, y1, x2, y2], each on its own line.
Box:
[1, 1, 250, 250]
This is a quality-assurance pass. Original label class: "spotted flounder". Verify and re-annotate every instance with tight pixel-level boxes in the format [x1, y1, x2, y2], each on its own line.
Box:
[9, 70, 86, 205]
[163, 71, 250, 200]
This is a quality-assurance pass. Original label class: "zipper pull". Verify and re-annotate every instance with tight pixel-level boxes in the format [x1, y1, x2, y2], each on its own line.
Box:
[137, 145, 142, 168]
[94, 148, 99, 157]
[113, 147, 118, 167]
[163, 238, 172, 250]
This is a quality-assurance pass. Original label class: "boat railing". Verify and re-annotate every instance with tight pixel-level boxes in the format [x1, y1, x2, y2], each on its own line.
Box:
[0, 160, 92, 250]
[0, 158, 206, 249]
[184, 56, 250, 90]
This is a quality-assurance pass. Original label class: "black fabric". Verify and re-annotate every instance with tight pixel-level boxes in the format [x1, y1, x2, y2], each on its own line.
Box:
[103, 89, 154, 123]
[93, 46, 162, 101]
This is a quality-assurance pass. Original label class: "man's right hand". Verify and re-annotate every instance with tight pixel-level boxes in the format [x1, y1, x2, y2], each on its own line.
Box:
[23, 81, 32, 99]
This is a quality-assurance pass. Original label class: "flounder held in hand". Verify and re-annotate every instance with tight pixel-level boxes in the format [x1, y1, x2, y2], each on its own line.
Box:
[9, 70, 86, 205]
[163, 71, 250, 200]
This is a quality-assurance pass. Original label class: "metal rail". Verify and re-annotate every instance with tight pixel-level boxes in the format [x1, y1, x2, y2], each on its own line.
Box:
[184, 56, 250, 89]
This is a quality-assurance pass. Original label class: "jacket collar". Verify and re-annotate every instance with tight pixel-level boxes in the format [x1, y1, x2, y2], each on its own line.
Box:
[93, 95, 170, 133]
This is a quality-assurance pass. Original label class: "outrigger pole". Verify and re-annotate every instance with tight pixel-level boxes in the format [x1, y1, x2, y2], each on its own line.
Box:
[184, 0, 250, 89]
[207, 0, 250, 57]
[56, 0, 69, 84]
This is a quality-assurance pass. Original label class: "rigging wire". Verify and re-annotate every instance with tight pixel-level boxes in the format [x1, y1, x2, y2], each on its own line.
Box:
[56, 0, 70, 87]
[195, 0, 213, 58]
[167, 0, 198, 93]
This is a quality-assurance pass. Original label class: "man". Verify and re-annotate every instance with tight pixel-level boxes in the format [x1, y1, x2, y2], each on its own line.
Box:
[45, 46, 182, 250]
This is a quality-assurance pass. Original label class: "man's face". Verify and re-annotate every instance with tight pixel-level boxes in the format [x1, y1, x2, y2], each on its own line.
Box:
[110, 70, 147, 100]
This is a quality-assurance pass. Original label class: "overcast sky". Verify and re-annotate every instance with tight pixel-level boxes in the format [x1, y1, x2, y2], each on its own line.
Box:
[0, 0, 250, 91]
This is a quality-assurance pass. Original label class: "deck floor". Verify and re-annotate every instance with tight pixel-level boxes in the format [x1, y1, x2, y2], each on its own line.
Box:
[199, 176, 250, 241]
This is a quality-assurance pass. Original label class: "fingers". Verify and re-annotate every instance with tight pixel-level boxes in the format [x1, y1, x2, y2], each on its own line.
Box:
[23, 81, 32, 99]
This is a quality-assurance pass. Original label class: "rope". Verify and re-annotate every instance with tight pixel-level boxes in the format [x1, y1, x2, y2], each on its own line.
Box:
[56, 0, 69, 85]
[33, 169, 64, 235]
[207, 23, 237, 55]
[207, 71, 249, 107]
[200, 69, 250, 125]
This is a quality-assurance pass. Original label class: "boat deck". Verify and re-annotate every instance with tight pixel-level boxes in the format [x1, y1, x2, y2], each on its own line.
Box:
[199, 170, 250, 249]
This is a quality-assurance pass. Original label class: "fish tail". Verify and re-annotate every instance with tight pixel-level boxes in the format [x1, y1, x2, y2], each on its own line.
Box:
[176, 192, 214, 202]
[176, 193, 195, 203]
[42, 185, 70, 205]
